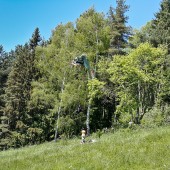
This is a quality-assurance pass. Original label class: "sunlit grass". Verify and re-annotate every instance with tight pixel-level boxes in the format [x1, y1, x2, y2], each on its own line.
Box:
[0, 126, 170, 170]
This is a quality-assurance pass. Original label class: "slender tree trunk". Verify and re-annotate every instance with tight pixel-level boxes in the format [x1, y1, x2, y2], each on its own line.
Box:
[54, 76, 65, 142]
[54, 104, 61, 142]
[136, 81, 141, 124]
[86, 100, 91, 136]
[86, 29, 98, 136]
[94, 29, 99, 77]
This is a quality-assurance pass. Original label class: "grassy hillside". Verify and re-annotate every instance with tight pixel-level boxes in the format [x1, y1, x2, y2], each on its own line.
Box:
[0, 126, 170, 170]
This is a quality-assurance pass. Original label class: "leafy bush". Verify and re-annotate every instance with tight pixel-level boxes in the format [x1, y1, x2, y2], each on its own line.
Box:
[163, 105, 170, 125]
[58, 116, 76, 138]
[141, 107, 164, 127]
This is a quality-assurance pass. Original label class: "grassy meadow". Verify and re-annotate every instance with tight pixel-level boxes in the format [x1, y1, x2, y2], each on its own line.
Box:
[0, 126, 170, 170]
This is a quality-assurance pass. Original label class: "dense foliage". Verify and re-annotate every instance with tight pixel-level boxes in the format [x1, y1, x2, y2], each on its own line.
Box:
[0, 0, 170, 150]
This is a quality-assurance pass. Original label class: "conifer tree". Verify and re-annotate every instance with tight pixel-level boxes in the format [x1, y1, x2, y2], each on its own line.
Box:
[108, 0, 131, 55]
[150, 0, 170, 104]
[3, 28, 42, 147]
[150, 0, 170, 53]
[4, 45, 30, 146]
[0, 46, 13, 150]
[29, 27, 42, 50]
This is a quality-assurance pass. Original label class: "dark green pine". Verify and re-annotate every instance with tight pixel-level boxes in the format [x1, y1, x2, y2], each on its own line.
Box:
[108, 0, 131, 55]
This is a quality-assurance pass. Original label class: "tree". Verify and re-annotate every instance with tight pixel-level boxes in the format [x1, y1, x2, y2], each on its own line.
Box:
[0, 46, 15, 150]
[128, 22, 152, 48]
[108, 0, 131, 55]
[32, 23, 83, 141]
[4, 45, 30, 147]
[75, 7, 113, 135]
[150, 0, 170, 53]
[29, 27, 42, 50]
[149, 0, 170, 105]
[3, 28, 42, 147]
[107, 43, 167, 124]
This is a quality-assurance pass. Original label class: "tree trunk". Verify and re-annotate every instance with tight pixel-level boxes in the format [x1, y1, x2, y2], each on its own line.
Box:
[135, 81, 141, 124]
[86, 101, 91, 136]
[54, 76, 65, 142]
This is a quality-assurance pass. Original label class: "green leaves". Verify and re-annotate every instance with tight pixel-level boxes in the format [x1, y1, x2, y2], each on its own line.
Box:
[107, 43, 167, 123]
[88, 78, 105, 100]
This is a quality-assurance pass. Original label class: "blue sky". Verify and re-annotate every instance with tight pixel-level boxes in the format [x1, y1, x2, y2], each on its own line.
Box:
[0, 0, 161, 52]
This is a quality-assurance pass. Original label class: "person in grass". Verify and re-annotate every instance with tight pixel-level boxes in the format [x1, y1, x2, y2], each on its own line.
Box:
[81, 128, 86, 143]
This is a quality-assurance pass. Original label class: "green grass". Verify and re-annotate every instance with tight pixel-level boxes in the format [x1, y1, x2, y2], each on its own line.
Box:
[0, 126, 170, 170]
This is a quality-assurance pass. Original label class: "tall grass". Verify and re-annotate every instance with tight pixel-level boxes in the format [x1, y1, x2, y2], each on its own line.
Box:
[0, 126, 170, 170]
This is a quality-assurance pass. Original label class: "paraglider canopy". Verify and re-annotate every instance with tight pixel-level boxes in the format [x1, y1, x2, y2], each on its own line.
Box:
[72, 54, 90, 70]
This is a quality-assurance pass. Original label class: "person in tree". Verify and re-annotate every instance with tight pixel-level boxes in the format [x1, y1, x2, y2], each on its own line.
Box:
[71, 55, 85, 66]
[81, 128, 86, 143]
